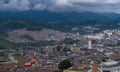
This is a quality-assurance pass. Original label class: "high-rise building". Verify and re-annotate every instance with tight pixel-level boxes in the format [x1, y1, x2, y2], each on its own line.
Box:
[88, 40, 92, 49]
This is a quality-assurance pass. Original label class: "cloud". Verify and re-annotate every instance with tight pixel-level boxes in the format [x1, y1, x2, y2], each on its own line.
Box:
[0, 0, 120, 13]
[47, 0, 120, 13]
[0, 0, 30, 11]
[33, 4, 46, 10]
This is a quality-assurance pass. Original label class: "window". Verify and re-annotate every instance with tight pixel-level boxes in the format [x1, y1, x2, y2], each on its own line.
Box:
[103, 70, 110, 72]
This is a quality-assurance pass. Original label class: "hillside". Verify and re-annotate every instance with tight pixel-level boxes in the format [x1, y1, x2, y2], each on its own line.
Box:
[0, 11, 120, 22]
[0, 19, 119, 49]
[0, 19, 120, 34]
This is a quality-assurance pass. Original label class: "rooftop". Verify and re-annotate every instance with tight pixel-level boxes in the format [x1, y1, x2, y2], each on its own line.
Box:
[101, 60, 119, 66]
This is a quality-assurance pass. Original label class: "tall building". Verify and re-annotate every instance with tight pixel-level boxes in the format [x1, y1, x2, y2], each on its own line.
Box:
[88, 40, 92, 49]
[100, 60, 120, 72]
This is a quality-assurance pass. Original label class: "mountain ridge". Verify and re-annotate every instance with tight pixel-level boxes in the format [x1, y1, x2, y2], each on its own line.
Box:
[0, 10, 120, 22]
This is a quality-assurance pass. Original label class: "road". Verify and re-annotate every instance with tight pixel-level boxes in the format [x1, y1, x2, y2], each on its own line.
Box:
[8, 53, 18, 63]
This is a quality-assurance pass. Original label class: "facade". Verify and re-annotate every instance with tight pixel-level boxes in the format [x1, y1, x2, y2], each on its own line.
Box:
[64, 70, 84, 72]
[100, 61, 120, 72]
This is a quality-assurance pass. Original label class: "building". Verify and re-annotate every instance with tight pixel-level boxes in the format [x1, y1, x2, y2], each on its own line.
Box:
[88, 40, 92, 49]
[71, 46, 80, 51]
[64, 70, 84, 72]
[92, 65, 99, 72]
[100, 60, 120, 72]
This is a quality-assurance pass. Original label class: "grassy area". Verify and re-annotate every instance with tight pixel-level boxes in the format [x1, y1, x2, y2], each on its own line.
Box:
[3, 55, 9, 62]
[16, 35, 34, 40]
[0, 38, 19, 50]
[79, 70, 84, 72]
[0, 52, 10, 62]
[12, 53, 23, 60]
[0, 31, 8, 38]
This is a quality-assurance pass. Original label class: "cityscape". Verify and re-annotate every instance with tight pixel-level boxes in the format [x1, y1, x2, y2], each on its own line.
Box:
[1, 0, 120, 72]
[1, 28, 120, 72]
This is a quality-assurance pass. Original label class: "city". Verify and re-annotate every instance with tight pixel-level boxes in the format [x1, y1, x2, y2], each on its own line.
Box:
[1, 29, 120, 72]
[1, 0, 120, 72]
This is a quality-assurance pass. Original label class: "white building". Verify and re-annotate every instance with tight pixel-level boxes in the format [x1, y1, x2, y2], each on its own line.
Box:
[100, 60, 120, 72]
[88, 40, 92, 49]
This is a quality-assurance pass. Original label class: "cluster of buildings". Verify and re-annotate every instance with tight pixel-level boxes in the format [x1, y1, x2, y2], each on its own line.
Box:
[7, 29, 75, 43]
[1, 29, 120, 72]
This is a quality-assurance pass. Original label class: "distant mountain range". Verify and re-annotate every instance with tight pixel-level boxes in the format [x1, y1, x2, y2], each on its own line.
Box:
[0, 10, 120, 35]
[0, 10, 120, 22]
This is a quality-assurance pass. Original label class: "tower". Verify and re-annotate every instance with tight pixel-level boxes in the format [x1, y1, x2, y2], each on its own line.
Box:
[88, 40, 92, 49]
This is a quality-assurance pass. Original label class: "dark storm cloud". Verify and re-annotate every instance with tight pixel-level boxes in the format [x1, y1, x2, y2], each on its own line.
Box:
[0, 0, 120, 13]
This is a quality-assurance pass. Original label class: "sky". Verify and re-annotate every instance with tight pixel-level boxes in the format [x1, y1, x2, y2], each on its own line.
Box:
[0, 0, 120, 13]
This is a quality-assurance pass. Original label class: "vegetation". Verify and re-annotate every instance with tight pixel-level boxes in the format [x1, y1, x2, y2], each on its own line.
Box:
[0, 38, 18, 49]
[12, 53, 23, 60]
[101, 56, 109, 62]
[0, 19, 58, 35]
[63, 38, 80, 44]
[0, 19, 120, 34]
[3, 55, 9, 62]
[16, 35, 34, 40]
[58, 59, 73, 72]
[53, 46, 71, 53]
[0, 52, 10, 62]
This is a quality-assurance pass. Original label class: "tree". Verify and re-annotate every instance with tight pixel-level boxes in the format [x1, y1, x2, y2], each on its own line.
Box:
[63, 47, 71, 53]
[101, 56, 109, 62]
[58, 59, 73, 72]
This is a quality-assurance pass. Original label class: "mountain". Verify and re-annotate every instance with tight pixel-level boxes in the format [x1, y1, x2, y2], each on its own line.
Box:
[0, 11, 120, 49]
[0, 19, 120, 34]
[0, 10, 120, 22]
[0, 11, 120, 35]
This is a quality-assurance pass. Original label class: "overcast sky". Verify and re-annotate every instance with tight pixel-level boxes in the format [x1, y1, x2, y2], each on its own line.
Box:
[0, 0, 120, 13]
